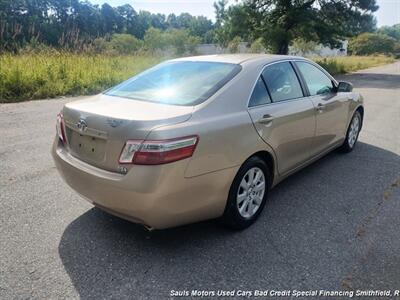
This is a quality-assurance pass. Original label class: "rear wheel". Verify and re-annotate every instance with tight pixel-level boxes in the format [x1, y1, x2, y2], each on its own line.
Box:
[222, 156, 270, 229]
[340, 111, 361, 153]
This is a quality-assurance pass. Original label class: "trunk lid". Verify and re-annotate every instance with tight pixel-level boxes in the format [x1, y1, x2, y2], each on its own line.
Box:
[62, 94, 193, 173]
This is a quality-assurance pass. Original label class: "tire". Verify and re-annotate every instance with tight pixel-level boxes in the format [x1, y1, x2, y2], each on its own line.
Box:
[222, 156, 270, 229]
[340, 110, 362, 153]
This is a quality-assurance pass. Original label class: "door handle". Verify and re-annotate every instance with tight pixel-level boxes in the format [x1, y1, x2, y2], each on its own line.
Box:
[316, 103, 326, 112]
[258, 114, 274, 124]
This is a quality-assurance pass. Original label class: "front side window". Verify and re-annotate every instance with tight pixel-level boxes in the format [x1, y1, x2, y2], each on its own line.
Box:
[262, 62, 303, 102]
[296, 61, 334, 96]
[105, 61, 241, 106]
[249, 77, 271, 107]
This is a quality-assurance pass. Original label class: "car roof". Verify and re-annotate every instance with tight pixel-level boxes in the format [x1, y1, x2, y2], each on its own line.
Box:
[170, 54, 308, 66]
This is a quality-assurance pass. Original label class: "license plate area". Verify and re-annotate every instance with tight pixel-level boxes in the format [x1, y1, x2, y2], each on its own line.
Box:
[68, 130, 106, 162]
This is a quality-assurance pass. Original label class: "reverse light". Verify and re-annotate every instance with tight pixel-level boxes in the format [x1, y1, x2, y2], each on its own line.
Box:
[119, 135, 198, 165]
[119, 140, 142, 163]
[56, 113, 67, 144]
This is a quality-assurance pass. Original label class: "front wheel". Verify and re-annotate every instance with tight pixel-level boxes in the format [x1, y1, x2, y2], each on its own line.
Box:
[340, 111, 362, 153]
[222, 156, 270, 229]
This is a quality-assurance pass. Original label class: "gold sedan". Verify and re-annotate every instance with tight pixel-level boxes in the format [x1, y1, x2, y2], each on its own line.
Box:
[52, 54, 364, 229]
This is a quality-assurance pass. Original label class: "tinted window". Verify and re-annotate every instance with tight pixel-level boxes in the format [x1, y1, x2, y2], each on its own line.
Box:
[249, 77, 271, 107]
[262, 62, 303, 102]
[296, 61, 334, 96]
[105, 61, 241, 106]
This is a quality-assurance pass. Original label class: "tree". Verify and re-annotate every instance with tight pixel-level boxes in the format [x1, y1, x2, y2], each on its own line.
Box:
[116, 4, 138, 35]
[109, 34, 142, 54]
[348, 33, 396, 55]
[133, 11, 154, 39]
[100, 3, 118, 34]
[186, 35, 201, 54]
[220, 4, 255, 43]
[187, 16, 213, 40]
[0, 0, 213, 52]
[214, 0, 228, 28]
[244, 0, 378, 54]
[378, 24, 400, 41]
[166, 28, 188, 55]
[249, 38, 265, 53]
[213, 0, 230, 47]
[143, 27, 167, 53]
[291, 38, 318, 55]
[228, 36, 241, 53]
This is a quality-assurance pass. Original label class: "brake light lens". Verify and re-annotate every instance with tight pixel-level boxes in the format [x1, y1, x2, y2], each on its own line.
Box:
[56, 113, 67, 144]
[119, 135, 198, 165]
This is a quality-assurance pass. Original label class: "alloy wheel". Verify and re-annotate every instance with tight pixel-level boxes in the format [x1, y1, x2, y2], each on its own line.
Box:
[348, 114, 360, 148]
[236, 167, 265, 219]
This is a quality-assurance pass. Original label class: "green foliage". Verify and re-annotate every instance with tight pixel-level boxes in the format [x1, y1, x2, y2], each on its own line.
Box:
[144, 28, 168, 52]
[88, 34, 143, 54]
[249, 38, 266, 53]
[0, 52, 163, 102]
[92, 38, 109, 53]
[186, 36, 202, 54]
[214, 27, 230, 48]
[143, 28, 201, 55]
[0, 0, 214, 52]
[214, 0, 228, 28]
[291, 39, 318, 55]
[213, 0, 230, 47]
[237, 0, 378, 54]
[348, 33, 397, 55]
[166, 29, 190, 55]
[313, 56, 395, 75]
[187, 16, 214, 39]
[0, 53, 394, 103]
[378, 24, 400, 41]
[108, 34, 143, 54]
[228, 36, 241, 53]
[213, 2, 254, 47]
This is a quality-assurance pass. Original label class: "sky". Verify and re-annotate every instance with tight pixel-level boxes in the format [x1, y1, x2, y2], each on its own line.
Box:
[90, 0, 399, 27]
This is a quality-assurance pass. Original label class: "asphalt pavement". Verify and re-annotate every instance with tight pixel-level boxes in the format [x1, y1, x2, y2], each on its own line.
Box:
[1, 62, 399, 299]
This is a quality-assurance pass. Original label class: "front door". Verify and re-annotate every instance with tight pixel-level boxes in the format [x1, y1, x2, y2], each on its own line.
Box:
[247, 61, 316, 175]
[294, 61, 349, 155]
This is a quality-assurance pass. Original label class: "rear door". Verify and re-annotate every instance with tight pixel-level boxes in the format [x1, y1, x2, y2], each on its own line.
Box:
[247, 61, 316, 175]
[294, 61, 349, 155]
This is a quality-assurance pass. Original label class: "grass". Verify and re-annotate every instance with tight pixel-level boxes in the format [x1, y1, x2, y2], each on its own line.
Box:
[312, 55, 395, 75]
[0, 52, 396, 103]
[0, 52, 164, 103]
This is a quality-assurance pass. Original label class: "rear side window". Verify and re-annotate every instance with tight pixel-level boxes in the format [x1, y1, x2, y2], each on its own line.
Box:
[262, 62, 303, 102]
[296, 61, 334, 96]
[105, 61, 241, 106]
[249, 77, 271, 107]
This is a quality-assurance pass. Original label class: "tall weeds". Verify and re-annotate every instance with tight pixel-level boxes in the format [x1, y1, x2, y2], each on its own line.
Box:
[313, 55, 395, 75]
[0, 51, 163, 102]
[0, 52, 395, 103]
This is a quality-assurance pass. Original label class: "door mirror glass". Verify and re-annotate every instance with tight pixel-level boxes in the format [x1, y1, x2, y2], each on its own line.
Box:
[337, 81, 353, 93]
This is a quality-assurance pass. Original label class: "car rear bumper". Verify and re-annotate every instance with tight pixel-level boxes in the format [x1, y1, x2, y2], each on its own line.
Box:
[52, 140, 237, 229]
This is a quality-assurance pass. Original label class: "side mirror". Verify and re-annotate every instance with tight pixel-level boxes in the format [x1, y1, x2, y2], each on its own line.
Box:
[337, 81, 353, 93]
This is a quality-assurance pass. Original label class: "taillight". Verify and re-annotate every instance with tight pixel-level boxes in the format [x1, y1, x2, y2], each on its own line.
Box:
[56, 113, 67, 144]
[119, 135, 198, 165]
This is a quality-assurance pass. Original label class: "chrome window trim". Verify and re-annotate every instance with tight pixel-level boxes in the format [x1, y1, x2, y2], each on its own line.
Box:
[247, 93, 313, 111]
[246, 58, 338, 109]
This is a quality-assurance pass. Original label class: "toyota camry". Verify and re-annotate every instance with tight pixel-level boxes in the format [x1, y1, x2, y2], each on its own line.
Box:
[52, 54, 364, 229]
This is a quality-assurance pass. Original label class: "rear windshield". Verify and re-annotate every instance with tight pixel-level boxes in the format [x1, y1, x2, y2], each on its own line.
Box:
[105, 61, 241, 106]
